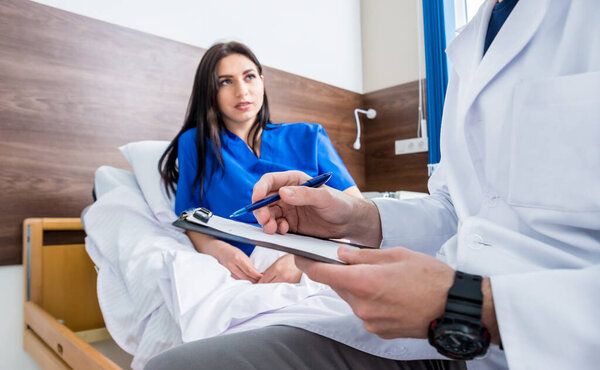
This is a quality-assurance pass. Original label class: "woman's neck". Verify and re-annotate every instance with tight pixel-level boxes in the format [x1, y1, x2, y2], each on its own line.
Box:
[226, 121, 255, 142]
[225, 121, 262, 156]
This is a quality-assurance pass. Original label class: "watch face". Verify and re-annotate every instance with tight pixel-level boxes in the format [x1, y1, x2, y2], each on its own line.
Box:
[429, 320, 489, 360]
[435, 328, 482, 355]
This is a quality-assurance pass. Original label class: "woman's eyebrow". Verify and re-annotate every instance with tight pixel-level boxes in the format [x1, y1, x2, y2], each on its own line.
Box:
[218, 69, 256, 79]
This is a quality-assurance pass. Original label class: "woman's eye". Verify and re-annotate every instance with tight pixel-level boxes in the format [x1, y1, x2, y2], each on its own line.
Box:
[219, 79, 231, 86]
[245, 74, 256, 80]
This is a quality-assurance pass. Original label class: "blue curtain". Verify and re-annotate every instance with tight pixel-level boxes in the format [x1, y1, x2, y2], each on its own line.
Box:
[422, 0, 450, 169]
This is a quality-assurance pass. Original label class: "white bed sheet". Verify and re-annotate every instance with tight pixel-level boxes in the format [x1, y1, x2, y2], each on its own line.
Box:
[84, 166, 444, 369]
[84, 168, 352, 368]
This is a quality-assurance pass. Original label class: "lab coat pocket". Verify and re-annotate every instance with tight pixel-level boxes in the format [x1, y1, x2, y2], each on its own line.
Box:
[507, 71, 600, 211]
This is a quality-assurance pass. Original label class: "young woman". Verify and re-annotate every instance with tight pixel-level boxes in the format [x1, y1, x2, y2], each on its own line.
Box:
[159, 42, 360, 284]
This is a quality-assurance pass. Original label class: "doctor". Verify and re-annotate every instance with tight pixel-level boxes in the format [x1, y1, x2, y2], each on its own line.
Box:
[145, 0, 599, 369]
[251, 0, 599, 368]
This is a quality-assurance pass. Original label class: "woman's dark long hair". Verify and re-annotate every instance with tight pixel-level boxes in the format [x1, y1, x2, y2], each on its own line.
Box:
[159, 41, 271, 199]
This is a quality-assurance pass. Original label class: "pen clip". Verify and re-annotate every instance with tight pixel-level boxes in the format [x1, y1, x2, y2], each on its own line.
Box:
[193, 207, 213, 223]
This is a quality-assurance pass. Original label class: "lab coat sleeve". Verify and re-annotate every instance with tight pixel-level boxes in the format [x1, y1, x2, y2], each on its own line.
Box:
[492, 264, 600, 370]
[372, 160, 458, 256]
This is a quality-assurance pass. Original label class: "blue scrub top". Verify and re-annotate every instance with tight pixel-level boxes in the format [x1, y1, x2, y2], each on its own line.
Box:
[175, 122, 356, 256]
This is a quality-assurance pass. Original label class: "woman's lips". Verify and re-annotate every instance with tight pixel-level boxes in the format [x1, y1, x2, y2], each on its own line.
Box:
[235, 102, 252, 111]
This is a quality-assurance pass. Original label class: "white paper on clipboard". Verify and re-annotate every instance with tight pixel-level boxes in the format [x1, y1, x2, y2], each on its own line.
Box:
[176, 208, 364, 264]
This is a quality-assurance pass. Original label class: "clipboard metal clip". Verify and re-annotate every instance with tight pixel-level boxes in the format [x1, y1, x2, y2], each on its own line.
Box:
[192, 207, 213, 223]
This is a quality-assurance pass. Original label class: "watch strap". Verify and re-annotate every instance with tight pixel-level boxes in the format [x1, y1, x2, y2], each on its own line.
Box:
[445, 271, 484, 320]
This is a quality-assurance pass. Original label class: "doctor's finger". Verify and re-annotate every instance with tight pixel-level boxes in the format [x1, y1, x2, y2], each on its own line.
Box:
[254, 204, 283, 229]
[279, 185, 333, 208]
[276, 218, 290, 235]
[338, 246, 407, 265]
[295, 256, 357, 289]
[252, 171, 311, 203]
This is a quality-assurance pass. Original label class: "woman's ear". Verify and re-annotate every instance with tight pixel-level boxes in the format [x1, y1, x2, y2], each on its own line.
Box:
[260, 75, 264, 82]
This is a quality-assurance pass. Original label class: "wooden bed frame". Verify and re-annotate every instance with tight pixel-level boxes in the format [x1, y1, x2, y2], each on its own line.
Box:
[23, 218, 128, 369]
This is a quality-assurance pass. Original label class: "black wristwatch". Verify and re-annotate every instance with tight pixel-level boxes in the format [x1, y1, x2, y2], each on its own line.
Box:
[428, 271, 490, 360]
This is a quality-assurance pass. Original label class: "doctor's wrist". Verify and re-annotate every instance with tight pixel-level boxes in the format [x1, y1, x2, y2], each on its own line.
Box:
[481, 277, 501, 345]
[345, 198, 382, 247]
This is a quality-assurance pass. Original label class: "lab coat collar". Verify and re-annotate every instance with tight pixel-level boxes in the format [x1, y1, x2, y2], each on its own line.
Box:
[447, 0, 551, 109]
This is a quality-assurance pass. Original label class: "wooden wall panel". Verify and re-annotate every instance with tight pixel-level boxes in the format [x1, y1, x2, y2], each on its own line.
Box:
[0, 0, 363, 265]
[265, 70, 365, 189]
[363, 81, 430, 193]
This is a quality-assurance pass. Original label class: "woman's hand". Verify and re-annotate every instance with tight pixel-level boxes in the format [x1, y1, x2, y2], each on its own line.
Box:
[187, 231, 262, 283]
[212, 242, 263, 283]
[258, 253, 302, 284]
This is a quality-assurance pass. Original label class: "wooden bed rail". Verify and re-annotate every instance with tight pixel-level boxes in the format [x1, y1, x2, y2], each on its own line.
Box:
[23, 217, 122, 369]
[24, 301, 120, 369]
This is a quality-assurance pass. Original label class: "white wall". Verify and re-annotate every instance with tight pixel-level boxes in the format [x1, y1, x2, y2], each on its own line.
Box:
[31, 0, 363, 93]
[361, 0, 424, 93]
[0, 266, 40, 370]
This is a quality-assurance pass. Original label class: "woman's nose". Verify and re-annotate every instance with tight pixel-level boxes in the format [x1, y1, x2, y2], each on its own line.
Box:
[235, 82, 249, 97]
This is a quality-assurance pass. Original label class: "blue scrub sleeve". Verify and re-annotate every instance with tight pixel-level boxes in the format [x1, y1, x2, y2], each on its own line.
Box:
[175, 131, 206, 215]
[316, 125, 356, 191]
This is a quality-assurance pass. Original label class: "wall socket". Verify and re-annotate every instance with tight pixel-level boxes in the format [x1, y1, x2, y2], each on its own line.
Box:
[395, 137, 428, 155]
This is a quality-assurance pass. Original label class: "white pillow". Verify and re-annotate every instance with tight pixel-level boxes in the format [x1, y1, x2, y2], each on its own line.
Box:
[119, 140, 177, 225]
[94, 165, 139, 199]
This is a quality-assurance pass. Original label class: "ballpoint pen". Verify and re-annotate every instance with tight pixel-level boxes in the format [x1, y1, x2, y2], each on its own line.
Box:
[229, 172, 333, 218]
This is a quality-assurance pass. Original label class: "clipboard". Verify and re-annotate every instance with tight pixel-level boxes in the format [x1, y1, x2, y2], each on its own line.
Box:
[172, 207, 367, 264]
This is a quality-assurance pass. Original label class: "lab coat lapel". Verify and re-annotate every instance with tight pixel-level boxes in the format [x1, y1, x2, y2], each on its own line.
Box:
[446, 0, 495, 83]
[448, 0, 551, 113]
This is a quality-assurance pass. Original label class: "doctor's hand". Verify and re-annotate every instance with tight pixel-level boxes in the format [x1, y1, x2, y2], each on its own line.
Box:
[295, 246, 455, 339]
[257, 253, 302, 284]
[252, 171, 382, 247]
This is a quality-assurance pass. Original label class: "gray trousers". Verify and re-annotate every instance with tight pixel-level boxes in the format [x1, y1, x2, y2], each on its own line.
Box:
[145, 326, 466, 370]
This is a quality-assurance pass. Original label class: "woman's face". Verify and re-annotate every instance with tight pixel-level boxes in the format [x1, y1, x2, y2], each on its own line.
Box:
[216, 53, 264, 132]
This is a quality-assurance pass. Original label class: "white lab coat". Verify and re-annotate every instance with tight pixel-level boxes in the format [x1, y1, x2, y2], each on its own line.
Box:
[375, 0, 600, 369]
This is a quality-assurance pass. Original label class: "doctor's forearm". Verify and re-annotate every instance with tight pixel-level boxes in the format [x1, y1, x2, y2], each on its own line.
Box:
[482, 277, 501, 345]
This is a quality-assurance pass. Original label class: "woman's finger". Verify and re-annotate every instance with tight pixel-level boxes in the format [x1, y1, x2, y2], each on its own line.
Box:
[257, 268, 275, 284]
[239, 259, 262, 280]
[229, 267, 243, 280]
[242, 267, 262, 281]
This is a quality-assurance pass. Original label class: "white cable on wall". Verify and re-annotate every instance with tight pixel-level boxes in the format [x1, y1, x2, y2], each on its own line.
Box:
[353, 108, 377, 150]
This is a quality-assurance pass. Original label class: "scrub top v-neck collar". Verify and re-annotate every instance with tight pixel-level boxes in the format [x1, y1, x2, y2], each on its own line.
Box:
[223, 125, 272, 161]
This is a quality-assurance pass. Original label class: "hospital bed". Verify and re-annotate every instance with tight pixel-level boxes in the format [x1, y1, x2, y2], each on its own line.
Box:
[21, 141, 354, 369]
[21, 141, 433, 369]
